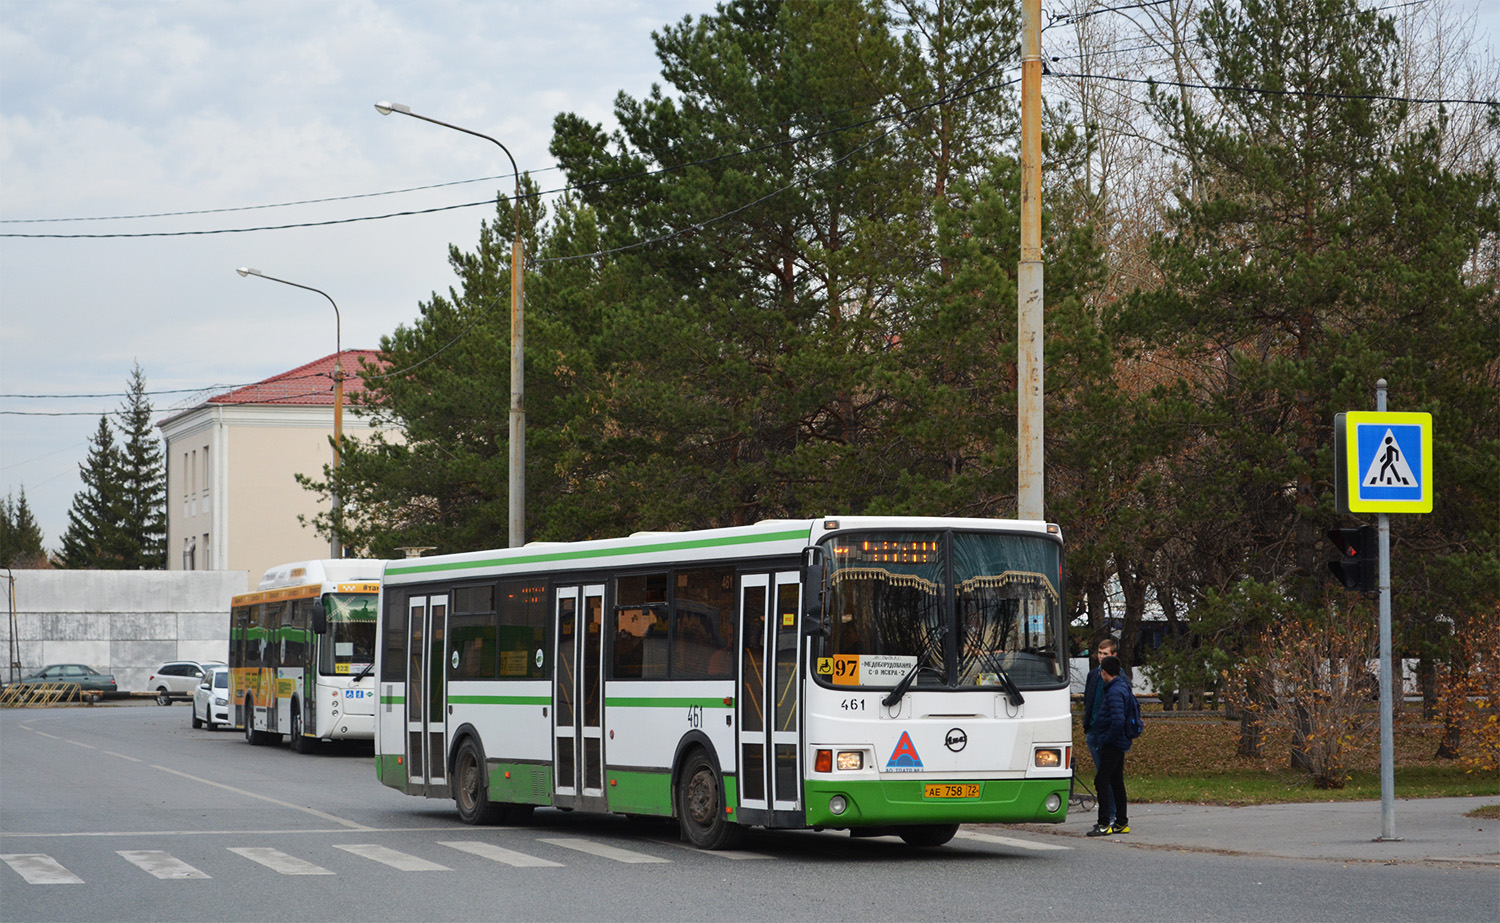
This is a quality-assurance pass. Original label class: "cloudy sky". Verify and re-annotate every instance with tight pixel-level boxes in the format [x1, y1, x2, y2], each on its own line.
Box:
[1, 0, 711, 546]
[1, 0, 1495, 550]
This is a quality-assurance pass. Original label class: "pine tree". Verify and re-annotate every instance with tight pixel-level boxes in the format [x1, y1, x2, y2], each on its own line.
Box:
[0, 488, 48, 568]
[115, 362, 167, 568]
[56, 415, 126, 568]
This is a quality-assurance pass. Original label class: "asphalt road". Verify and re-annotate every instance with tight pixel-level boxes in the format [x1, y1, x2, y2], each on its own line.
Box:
[1, 704, 1494, 923]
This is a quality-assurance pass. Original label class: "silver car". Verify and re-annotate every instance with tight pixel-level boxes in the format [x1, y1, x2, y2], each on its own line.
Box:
[148, 660, 226, 705]
[192, 668, 231, 730]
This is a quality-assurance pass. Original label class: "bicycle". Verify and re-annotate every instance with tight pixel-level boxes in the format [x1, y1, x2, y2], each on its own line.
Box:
[1068, 755, 1097, 812]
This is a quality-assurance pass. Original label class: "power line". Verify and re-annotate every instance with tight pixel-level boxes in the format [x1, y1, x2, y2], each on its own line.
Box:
[1049, 68, 1499, 107]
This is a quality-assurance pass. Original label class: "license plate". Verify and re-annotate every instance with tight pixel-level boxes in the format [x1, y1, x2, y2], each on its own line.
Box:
[923, 783, 980, 799]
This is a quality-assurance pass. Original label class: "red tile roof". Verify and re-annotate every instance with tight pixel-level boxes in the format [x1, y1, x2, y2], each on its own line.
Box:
[208, 350, 384, 406]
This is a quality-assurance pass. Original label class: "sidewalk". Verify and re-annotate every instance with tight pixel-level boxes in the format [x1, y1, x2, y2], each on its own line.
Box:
[1012, 796, 1500, 865]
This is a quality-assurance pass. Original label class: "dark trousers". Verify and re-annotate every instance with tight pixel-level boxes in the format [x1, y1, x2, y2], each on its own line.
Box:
[1085, 733, 1113, 823]
[1095, 744, 1127, 827]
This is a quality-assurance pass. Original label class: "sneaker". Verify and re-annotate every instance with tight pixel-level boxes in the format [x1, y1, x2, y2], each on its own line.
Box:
[1086, 823, 1113, 837]
[1108, 823, 1130, 834]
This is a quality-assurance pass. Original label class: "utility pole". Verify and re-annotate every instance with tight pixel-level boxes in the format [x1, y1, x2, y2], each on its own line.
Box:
[1017, 0, 1045, 521]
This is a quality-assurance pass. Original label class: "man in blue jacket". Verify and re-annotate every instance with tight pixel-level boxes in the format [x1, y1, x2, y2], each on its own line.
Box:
[1080, 637, 1118, 827]
[1086, 655, 1133, 836]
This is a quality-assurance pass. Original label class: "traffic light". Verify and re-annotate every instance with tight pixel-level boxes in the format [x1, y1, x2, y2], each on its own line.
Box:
[1327, 526, 1377, 592]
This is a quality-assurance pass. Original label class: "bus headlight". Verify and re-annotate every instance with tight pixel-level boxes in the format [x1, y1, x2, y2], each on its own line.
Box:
[836, 750, 864, 771]
[1034, 748, 1062, 768]
[829, 795, 848, 815]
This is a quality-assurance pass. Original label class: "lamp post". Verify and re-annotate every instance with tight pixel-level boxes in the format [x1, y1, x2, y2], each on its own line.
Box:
[236, 266, 345, 559]
[375, 100, 527, 548]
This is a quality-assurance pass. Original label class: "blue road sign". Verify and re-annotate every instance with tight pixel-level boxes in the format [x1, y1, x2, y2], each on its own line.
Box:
[1342, 412, 1433, 513]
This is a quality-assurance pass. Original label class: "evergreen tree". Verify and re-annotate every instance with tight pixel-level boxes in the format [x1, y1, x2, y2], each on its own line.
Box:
[115, 362, 167, 568]
[57, 415, 127, 568]
[1128, 0, 1498, 670]
[0, 488, 48, 568]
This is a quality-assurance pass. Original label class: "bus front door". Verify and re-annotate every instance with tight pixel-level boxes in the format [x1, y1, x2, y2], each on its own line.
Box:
[405, 594, 449, 796]
[553, 584, 606, 810]
[736, 572, 803, 820]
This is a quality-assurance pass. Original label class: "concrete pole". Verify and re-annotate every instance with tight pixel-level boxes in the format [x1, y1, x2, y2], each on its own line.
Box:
[1017, 0, 1045, 521]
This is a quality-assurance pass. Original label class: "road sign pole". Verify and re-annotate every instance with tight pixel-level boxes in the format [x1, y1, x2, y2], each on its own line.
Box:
[1375, 379, 1399, 841]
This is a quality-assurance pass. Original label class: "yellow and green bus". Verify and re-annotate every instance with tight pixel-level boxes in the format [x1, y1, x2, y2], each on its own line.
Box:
[230, 560, 382, 753]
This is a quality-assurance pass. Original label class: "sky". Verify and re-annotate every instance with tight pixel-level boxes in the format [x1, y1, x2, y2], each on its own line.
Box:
[1, 0, 1496, 551]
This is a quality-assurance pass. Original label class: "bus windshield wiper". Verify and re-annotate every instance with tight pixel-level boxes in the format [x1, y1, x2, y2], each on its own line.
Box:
[353, 661, 374, 682]
[882, 662, 922, 708]
[976, 652, 1025, 707]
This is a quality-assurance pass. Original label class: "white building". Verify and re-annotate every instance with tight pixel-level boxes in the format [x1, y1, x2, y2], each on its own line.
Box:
[158, 350, 386, 590]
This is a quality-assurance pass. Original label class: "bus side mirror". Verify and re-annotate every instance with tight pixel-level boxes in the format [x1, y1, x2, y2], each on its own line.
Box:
[802, 547, 828, 637]
[312, 595, 329, 635]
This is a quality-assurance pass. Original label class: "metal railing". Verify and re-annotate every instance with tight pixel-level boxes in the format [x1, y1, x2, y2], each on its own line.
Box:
[0, 682, 94, 708]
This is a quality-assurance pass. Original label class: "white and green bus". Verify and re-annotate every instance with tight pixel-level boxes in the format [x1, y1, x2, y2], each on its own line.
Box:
[373, 517, 1072, 849]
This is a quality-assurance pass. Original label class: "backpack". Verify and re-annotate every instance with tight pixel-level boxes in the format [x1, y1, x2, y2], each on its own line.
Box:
[1125, 690, 1145, 740]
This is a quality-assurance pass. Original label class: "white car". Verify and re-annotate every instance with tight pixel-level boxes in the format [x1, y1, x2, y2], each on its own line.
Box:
[191, 668, 231, 730]
[149, 660, 226, 705]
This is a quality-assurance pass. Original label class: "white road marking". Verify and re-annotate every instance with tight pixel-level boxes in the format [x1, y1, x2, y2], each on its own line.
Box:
[151, 765, 371, 830]
[103, 751, 142, 762]
[438, 841, 563, 868]
[67, 740, 96, 749]
[537, 837, 670, 864]
[334, 843, 450, 871]
[227, 847, 334, 875]
[1, 854, 83, 884]
[650, 838, 772, 860]
[955, 830, 1072, 851]
[117, 850, 211, 879]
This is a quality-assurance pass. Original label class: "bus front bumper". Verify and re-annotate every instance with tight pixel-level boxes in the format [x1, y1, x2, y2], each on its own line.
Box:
[803, 777, 1070, 828]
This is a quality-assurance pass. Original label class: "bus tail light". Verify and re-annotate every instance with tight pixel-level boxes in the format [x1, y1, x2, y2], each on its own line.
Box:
[815, 749, 832, 773]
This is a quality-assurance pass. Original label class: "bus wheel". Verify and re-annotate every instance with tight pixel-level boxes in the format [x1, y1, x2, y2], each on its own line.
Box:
[677, 749, 745, 850]
[453, 738, 501, 825]
[244, 699, 262, 746]
[898, 824, 960, 847]
[290, 704, 315, 754]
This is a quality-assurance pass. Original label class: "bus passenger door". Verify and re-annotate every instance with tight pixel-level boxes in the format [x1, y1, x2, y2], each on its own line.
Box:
[737, 572, 804, 817]
[405, 594, 449, 795]
[553, 584, 605, 808]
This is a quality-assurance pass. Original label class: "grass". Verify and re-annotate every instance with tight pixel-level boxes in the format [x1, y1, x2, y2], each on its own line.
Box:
[1074, 703, 1500, 807]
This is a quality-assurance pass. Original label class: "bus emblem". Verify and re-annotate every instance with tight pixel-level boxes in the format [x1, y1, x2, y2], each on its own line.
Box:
[886, 731, 924, 771]
[945, 728, 967, 752]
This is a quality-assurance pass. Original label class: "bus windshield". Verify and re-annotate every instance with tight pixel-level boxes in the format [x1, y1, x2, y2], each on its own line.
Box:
[819, 530, 1064, 690]
[319, 593, 378, 676]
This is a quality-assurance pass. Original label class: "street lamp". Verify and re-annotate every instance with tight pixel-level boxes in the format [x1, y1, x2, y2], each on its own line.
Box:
[375, 100, 527, 548]
[236, 266, 346, 559]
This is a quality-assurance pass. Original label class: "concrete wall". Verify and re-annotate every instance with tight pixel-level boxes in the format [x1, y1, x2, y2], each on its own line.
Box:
[3, 570, 248, 693]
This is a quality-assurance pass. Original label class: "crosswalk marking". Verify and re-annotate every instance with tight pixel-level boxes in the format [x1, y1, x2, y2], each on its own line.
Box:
[227, 847, 334, 875]
[117, 850, 211, 879]
[439, 840, 564, 868]
[650, 838, 771, 860]
[537, 837, 670, 864]
[955, 830, 1072, 852]
[1, 854, 83, 884]
[334, 844, 450, 871]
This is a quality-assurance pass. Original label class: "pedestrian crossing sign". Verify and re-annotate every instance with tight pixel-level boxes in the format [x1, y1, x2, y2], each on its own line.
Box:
[1337, 411, 1433, 513]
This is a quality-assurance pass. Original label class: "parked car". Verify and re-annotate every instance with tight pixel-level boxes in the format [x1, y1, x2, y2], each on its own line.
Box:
[9, 664, 118, 697]
[191, 667, 231, 730]
[147, 660, 226, 705]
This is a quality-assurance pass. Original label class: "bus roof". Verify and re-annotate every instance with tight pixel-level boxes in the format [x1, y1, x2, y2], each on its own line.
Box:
[382, 516, 1060, 584]
[256, 559, 386, 591]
